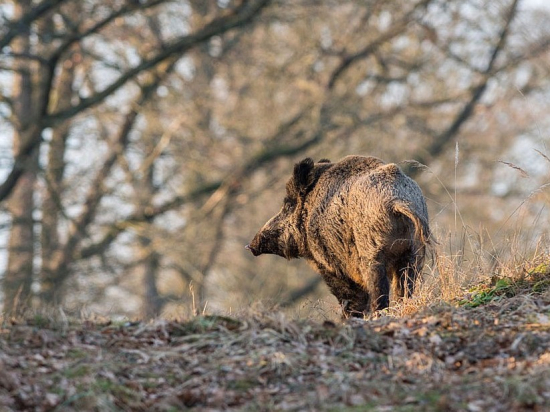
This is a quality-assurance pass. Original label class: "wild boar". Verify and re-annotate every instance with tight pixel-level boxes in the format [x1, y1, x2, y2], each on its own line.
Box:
[246, 155, 432, 318]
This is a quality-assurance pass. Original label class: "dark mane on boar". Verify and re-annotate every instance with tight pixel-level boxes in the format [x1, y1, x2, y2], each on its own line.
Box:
[247, 155, 432, 318]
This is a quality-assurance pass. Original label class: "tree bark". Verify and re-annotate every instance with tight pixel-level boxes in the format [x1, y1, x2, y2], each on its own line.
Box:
[3, 0, 37, 315]
[142, 245, 162, 319]
[139, 164, 162, 319]
[39, 47, 77, 303]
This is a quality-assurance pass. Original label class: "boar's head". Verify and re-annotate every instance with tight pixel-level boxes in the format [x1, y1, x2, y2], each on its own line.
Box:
[246, 158, 328, 259]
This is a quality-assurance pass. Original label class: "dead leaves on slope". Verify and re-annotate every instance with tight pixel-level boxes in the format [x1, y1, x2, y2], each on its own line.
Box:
[0, 294, 550, 411]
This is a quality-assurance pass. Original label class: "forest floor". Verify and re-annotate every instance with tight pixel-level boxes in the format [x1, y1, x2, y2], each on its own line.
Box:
[1, 267, 550, 411]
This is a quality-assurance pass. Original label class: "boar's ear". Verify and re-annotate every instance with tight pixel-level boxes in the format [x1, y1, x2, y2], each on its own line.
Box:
[318, 158, 331, 163]
[293, 158, 315, 194]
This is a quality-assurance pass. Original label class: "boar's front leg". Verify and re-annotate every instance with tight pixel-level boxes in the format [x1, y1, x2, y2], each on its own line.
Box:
[321, 272, 371, 318]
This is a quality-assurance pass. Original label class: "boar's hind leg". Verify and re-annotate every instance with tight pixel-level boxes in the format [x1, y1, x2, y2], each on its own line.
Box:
[391, 251, 424, 300]
[361, 255, 390, 312]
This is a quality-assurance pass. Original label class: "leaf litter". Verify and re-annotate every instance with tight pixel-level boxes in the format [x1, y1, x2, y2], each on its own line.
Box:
[1, 281, 550, 411]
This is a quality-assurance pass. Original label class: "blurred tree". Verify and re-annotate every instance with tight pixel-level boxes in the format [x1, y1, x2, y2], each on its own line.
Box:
[1, 0, 549, 318]
[3, 0, 37, 312]
[0, 0, 271, 314]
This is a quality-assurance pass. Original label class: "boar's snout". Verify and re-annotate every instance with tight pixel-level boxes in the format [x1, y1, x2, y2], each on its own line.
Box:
[245, 244, 260, 256]
[247, 214, 300, 260]
[246, 230, 270, 256]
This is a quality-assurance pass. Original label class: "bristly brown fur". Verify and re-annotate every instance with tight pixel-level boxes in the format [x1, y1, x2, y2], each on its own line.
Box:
[248, 155, 432, 318]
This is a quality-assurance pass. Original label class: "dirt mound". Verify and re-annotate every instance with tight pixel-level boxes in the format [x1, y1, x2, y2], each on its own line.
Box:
[1, 281, 550, 411]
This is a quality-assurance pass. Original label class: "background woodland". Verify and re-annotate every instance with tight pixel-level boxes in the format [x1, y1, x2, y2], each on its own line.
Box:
[1, 0, 550, 319]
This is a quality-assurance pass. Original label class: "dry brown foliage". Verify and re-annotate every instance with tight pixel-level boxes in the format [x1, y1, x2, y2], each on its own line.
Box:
[1, 261, 550, 411]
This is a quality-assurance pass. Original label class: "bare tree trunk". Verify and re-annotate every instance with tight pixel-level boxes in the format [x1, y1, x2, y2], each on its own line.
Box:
[4, 153, 36, 314]
[3, 0, 37, 315]
[141, 239, 162, 319]
[39, 48, 77, 305]
[139, 166, 163, 319]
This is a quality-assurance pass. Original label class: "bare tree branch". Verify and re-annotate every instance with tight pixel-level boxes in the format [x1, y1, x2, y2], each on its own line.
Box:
[40, 60, 178, 301]
[405, 0, 520, 177]
[0, 125, 42, 203]
[0, 0, 69, 50]
[45, 0, 272, 125]
[0, 0, 272, 205]
[327, 0, 432, 89]
[78, 110, 320, 259]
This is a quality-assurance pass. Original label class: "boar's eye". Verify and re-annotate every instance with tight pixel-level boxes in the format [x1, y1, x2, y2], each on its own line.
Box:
[282, 197, 296, 212]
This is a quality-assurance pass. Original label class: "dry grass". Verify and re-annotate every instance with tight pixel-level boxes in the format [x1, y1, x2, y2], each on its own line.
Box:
[1, 291, 550, 411]
[2, 239, 550, 411]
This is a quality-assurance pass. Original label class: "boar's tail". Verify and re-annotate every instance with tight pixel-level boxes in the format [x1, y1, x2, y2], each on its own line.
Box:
[392, 201, 433, 246]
